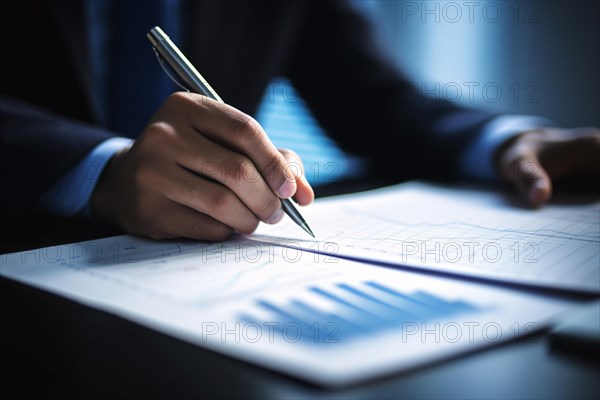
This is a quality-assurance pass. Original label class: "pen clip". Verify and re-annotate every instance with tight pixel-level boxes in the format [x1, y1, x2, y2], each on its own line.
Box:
[152, 47, 191, 93]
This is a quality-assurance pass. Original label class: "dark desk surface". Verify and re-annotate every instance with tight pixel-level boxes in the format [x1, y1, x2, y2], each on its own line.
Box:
[2, 181, 599, 399]
[3, 275, 599, 399]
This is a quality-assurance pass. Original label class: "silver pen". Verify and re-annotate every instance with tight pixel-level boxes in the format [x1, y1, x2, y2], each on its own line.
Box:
[147, 26, 314, 238]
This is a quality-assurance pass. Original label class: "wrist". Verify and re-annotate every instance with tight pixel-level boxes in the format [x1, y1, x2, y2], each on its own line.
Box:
[90, 147, 128, 226]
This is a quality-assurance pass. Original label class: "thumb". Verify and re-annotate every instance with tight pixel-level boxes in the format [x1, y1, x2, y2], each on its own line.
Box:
[278, 148, 314, 206]
[507, 155, 553, 206]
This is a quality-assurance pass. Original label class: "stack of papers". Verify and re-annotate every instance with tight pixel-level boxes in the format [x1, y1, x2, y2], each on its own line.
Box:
[252, 182, 600, 293]
[2, 182, 597, 386]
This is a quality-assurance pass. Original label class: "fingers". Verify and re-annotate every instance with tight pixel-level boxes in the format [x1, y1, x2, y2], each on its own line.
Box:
[537, 127, 600, 177]
[165, 93, 297, 199]
[499, 127, 600, 207]
[498, 131, 552, 206]
[509, 154, 553, 206]
[279, 148, 314, 206]
[175, 129, 284, 224]
[161, 165, 260, 234]
[158, 200, 234, 241]
[110, 148, 259, 238]
[100, 92, 315, 241]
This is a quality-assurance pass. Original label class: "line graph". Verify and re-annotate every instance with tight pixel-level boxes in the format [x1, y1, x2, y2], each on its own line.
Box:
[342, 207, 599, 243]
[252, 182, 600, 293]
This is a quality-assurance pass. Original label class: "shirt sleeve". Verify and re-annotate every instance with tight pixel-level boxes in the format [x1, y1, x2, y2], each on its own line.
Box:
[460, 115, 556, 181]
[38, 137, 133, 219]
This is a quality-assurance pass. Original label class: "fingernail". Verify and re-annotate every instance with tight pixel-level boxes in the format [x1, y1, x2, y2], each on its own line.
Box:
[268, 208, 285, 224]
[277, 179, 296, 198]
[529, 182, 548, 204]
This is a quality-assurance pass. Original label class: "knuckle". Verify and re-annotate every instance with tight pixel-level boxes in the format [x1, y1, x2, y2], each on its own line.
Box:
[285, 159, 303, 178]
[142, 121, 177, 148]
[167, 91, 192, 106]
[221, 155, 256, 184]
[191, 145, 207, 164]
[280, 148, 299, 161]
[184, 184, 205, 209]
[236, 156, 259, 183]
[207, 189, 236, 214]
[234, 114, 264, 145]
[266, 159, 294, 191]
[166, 92, 210, 114]
[262, 153, 284, 179]
[259, 195, 280, 221]
[515, 160, 542, 183]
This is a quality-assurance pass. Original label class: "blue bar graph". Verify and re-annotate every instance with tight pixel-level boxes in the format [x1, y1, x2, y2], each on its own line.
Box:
[238, 281, 480, 345]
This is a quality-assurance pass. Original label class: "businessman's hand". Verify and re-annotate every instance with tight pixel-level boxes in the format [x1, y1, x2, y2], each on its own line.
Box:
[91, 92, 314, 240]
[497, 127, 600, 206]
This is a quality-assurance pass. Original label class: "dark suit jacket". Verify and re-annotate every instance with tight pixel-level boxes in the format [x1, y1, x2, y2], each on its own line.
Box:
[1, 0, 498, 218]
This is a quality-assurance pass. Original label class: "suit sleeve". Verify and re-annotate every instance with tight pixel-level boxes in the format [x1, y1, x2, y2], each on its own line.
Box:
[0, 96, 115, 218]
[286, 1, 500, 181]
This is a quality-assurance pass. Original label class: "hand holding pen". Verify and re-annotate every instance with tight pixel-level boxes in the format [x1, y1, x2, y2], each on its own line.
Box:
[89, 28, 315, 241]
[147, 27, 314, 237]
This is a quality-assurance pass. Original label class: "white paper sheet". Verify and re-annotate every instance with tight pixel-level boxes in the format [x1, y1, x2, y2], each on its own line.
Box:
[1, 235, 579, 386]
[250, 181, 600, 294]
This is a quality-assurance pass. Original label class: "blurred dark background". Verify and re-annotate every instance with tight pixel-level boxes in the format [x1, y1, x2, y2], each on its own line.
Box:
[358, 0, 599, 126]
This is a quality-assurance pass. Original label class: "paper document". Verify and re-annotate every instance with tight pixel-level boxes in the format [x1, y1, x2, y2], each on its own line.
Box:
[251, 181, 600, 294]
[1, 235, 579, 386]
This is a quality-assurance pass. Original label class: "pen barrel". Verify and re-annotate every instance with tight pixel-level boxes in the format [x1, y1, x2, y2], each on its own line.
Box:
[148, 26, 313, 237]
[147, 27, 223, 102]
[281, 199, 306, 225]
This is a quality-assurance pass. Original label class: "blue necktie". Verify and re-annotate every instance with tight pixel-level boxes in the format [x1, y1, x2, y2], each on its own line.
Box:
[107, 0, 181, 137]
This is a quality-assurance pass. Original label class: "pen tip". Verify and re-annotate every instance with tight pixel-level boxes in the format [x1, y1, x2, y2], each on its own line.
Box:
[301, 223, 315, 238]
